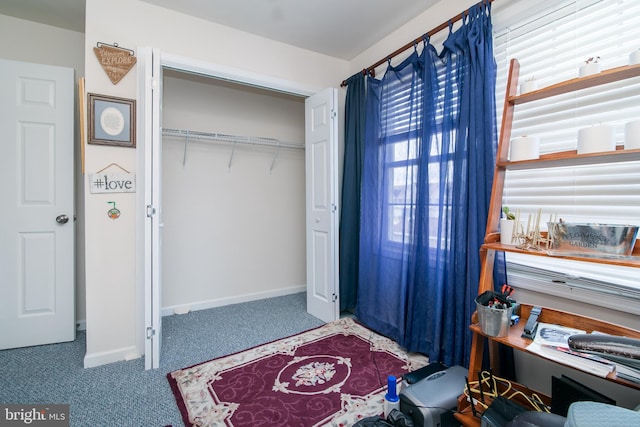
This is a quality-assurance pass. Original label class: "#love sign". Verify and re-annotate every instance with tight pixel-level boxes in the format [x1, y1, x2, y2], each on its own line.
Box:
[89, 173, 136, 194]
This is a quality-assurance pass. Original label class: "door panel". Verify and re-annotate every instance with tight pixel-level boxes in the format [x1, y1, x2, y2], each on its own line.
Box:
[0, 58, 75, 350]
[140, 47, 163, 370]
[305, 88, 339, 323]
[150, 50, 163, 370]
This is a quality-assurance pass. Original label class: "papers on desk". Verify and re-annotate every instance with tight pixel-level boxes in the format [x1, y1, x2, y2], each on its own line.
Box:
[526, 323, 615, 378]
[525, 323, 640, 383]
[533, 323, 585, 347]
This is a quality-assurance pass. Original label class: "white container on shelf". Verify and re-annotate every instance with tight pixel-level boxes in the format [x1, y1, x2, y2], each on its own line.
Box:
[579, 62, 601, 77]
[510, 136, 540, 161]
[577, 125, 615, 154]
[630, 49, 640, 66]
[500, 219, 516, 245]
[625, 119, 640, 150]
[520, 79, 538, 94]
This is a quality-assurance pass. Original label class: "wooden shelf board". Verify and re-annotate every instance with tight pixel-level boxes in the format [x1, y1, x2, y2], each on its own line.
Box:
[514, 304, 640, 338]
[481, 242, 640, 268]
[497, 147, 640, 170]
[509, 64, 640, 105]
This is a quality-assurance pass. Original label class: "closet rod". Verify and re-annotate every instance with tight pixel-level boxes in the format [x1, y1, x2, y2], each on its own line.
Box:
[162, 128, 304, 150]
[340, 0, 494, 87]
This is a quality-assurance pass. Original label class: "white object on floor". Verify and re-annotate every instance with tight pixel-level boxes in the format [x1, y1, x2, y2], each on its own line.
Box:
[174, 306, 191, 315]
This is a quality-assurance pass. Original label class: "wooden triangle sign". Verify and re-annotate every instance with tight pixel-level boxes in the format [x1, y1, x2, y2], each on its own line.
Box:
[93, 44, 137, 85]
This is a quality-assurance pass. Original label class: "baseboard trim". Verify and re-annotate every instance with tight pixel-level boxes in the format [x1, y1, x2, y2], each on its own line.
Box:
[83, 345, 141, 368]
[161, 285, 306, 317]
[76, 319, 86, 331]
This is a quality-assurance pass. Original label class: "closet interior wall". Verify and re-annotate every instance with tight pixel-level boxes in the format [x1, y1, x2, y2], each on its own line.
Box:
[161, 70, 306, 314]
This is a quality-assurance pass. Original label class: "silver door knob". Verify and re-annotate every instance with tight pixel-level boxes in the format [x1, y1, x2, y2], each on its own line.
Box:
[56, 214, 69, 224]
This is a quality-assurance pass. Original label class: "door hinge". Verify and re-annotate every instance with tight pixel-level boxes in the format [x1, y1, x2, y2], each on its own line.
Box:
[331, 109, 337, 119]
[146, 205, 156, 218]
[332, 293, 338, 302]
[146, 327, 156, 339]
[331, 203, 337, 213]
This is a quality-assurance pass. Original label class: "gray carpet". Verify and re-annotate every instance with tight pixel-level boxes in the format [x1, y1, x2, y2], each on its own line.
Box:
[0, 292, 325, 426]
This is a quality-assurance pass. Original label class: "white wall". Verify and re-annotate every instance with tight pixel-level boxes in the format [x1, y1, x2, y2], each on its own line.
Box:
[345, 0, 479, 78]
[161, 73, 306, 313]
[82, 0, 349, 367]
[0, 14, 87, 327]
[0, 14, 84, 71]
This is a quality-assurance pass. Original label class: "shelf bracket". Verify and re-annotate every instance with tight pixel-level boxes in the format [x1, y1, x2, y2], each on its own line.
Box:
[182, 131, 190, 166]
[228, 141, 237, 172]
[269, 142, 281, 174]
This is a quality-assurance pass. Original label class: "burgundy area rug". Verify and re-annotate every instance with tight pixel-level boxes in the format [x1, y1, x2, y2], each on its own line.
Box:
[167, 317, 428, 427]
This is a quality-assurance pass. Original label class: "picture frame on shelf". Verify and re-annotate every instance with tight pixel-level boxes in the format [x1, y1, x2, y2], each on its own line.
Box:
[88, 93, 136, 148]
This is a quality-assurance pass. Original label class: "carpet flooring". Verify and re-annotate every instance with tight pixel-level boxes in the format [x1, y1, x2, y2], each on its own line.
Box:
[0, 293, 325, 426]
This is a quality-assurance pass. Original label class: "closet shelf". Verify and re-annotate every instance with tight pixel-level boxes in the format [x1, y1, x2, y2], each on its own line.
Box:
[162, 127, 304, 172]
[162, 128, 304, 151]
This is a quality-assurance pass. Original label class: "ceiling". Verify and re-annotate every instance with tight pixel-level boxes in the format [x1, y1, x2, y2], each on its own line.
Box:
[0, 0, 440, 60]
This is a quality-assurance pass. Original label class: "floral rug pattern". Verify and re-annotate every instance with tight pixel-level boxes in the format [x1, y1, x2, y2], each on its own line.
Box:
[167, 317, 428, 427]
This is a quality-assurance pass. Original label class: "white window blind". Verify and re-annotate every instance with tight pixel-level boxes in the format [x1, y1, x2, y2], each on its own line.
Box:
[491, 0, 640, 293]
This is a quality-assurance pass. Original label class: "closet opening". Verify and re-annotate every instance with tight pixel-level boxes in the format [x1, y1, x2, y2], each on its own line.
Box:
[160, 69, 307, 317]
[138, 48, 340, 369]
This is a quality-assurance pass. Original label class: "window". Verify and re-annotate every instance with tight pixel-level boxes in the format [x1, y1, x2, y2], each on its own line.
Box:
[375, 52, 464, 249]
[491, 0, 640, 301]
[377, 62, 423, 247]
[385, 139, 419, 243]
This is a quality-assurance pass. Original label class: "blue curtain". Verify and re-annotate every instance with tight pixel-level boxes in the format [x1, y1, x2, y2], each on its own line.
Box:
[355, 4, 497, 367]
[339, 73, 366, 311]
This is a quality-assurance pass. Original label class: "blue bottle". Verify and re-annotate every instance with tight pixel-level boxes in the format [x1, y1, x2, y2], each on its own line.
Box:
[384, 375, 400, 418]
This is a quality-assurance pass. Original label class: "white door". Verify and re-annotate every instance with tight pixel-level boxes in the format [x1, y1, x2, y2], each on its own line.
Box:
[0, 59, 75, 349]
[140, 48, 163, 370]
[305, 88, 339, 323]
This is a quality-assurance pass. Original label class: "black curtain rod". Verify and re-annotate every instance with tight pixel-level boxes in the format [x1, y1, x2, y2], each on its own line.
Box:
[340, 0, 494, 87]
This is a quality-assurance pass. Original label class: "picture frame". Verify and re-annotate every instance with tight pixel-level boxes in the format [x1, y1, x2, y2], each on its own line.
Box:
[88, 93, 136, 148]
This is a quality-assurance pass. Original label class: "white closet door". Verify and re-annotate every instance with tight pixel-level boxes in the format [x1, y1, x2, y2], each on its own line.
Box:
[140, 47, 163, 370]
[305, 88, 339, 323]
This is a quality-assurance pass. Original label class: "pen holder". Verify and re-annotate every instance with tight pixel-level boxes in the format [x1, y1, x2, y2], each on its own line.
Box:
[476, 299, 513, 337]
